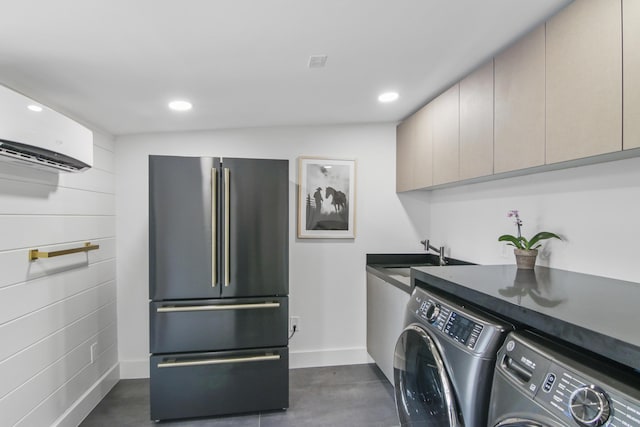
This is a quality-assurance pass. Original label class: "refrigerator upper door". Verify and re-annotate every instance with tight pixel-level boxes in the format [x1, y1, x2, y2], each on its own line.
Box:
[221, 158, 288, 297]
[149, 155, 220, 300]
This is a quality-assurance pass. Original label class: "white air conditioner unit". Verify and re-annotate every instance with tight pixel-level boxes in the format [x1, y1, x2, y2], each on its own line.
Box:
[0, 84, 93, 172]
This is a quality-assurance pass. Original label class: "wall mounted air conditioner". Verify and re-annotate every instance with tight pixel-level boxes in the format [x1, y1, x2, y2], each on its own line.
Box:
[0, 84, 93, 172]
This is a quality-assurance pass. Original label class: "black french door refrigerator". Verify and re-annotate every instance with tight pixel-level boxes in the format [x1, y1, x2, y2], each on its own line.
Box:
[148, 155, 289, 421]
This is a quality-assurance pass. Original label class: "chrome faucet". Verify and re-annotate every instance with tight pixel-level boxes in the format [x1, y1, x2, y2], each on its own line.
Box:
[420, 239, 447, 266]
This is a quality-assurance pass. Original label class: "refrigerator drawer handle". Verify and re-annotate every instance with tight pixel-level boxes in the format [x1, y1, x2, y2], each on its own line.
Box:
[156, 302, 281, 313]
[158, 353, 280, 368]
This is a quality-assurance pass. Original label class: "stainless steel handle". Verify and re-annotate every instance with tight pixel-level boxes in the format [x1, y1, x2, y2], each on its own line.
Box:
[224, 167, 230, 287]
[211, 168, 217, 287]
[156, 302, 280, 313]
[158, 353, 280, 368]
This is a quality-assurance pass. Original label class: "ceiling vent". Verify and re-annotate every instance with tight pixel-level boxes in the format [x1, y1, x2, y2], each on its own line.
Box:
[308, 55, 328, 69]
[0, 84, 93, 172]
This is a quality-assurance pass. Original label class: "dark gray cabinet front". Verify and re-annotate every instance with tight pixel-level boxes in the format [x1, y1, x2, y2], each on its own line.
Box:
[150, 347, 288, 421]
[149, 297, 288, 353]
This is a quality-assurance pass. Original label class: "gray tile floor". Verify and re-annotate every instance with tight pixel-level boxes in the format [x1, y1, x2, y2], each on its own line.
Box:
[80, 364, 399, 427]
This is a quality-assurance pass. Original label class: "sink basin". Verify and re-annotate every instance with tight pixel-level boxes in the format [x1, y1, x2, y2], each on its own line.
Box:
[383, 267, 411, 277]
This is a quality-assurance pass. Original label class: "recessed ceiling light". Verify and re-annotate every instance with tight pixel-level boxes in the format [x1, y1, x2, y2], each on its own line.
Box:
[378, 92, 399, 103]
[168, 100, 192, 111]
[27, 104, 43, 112]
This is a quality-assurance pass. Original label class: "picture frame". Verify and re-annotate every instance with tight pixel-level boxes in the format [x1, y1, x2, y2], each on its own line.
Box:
[297, 157, 356, 239]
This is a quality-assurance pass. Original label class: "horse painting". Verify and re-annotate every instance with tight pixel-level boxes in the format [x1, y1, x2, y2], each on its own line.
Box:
[325, 187, 347, 213]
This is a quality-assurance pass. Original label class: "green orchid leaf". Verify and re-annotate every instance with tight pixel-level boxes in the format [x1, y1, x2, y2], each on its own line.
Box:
[498, 234, 524, 249]
[528, 232, 561, 249]
[518, 237, 529, 249]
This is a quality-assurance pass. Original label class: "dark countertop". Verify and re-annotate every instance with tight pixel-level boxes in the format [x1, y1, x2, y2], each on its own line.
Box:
[366, 253, 473, 294]
[412, 264, 640, 373]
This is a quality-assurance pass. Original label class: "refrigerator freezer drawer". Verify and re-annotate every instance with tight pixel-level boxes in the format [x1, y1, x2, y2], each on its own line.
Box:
[150, 347, 289, 421]
[150, 297, 288, 354]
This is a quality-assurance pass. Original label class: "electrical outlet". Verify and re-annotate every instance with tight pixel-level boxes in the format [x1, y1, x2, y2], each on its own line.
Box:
[289, 316, 300, 333]
[90, 342, 98, 364]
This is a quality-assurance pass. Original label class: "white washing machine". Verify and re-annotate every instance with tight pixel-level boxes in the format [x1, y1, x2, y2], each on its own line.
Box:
[394, 285, 512, 426]
[489, 331, 640, 427]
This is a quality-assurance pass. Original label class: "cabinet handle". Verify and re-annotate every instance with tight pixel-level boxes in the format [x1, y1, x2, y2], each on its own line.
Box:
[156, 302, 280, 313]
[158, 353, 280, 368]
[224, 167, 230, 287]
[211, 168, 217, 288]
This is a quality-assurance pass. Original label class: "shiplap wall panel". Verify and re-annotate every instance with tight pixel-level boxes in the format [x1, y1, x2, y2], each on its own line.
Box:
[0, 260, 115, 324]
[0, 216, 114, 252]
[59, 167, 116, 194]
[1, 326, 116, 426]
[0, 132, 117, 426]
[0, 238, 115, 289]
[0, 303, 116, 400]
[92, 145, 115, 172]
[17, 345, 118, 427]
[0, 162, 115, 194]
[93, 132, 115, 153]
[0, 281, 116, 361]
[0, 179, 115, 215]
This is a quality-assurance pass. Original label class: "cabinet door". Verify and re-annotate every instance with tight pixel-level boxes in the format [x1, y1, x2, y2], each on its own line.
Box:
[413, 103, 433, 188]
[432, 84, 460, 186]
[149, 155, 217, 300]
[221, 158, 288, 297]
[624, 0, 640, 150]
[460, 60, 494, 180]
[396, 116, 415, 192]
[494, 27, 546, 173]
[546, 0, 622, 163]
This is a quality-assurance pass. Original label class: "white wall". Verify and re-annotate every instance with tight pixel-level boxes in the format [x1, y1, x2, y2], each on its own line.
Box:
[0, 132, 118, 427]
[115, 123, 430, 377]
[428, 155, 640, 283]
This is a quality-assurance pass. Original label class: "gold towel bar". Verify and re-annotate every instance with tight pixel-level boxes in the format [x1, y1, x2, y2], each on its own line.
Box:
[29, 242, 100, 261]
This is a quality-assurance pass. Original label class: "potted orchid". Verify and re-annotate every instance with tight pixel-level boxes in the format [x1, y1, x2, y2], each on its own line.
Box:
[498, 210, 561, 269]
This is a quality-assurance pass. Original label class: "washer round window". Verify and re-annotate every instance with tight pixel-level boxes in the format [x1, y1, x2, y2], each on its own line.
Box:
[393, 325, 460, 426]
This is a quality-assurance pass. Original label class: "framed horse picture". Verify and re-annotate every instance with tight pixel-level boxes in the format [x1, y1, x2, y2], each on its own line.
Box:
[297, 157, 356, 239]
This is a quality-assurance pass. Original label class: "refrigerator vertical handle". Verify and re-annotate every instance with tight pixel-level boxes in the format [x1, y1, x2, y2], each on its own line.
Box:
[211, 168, 217, 287]
[224, 167, 230, 287]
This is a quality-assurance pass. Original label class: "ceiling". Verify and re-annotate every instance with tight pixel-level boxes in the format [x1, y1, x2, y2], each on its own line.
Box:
[0, 0, 571, 136]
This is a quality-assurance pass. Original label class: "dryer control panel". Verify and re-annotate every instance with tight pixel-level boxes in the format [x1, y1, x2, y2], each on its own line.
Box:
[409, 287, 508, 354]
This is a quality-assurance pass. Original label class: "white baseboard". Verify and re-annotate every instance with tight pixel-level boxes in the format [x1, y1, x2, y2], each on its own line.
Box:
[53, 363, 119, 427]
[289, 347, 373, 369]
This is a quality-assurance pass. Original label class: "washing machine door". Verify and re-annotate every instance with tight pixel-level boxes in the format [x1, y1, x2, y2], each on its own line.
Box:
[394, 324, 460, 427]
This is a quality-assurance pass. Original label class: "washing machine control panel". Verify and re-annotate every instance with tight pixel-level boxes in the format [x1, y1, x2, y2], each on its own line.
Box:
[498, 334, 640, 427]
[416, 298, 483, 350]
[536, 368, 640, 427]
